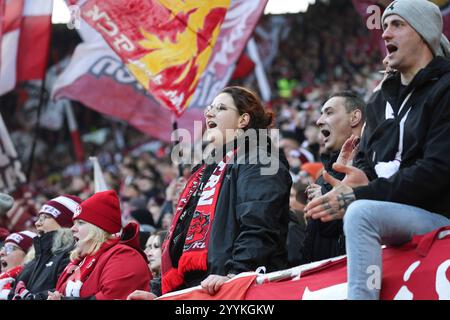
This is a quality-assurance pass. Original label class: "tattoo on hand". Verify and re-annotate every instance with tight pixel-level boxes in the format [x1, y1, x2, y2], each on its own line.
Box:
[337, 192, 356, 210]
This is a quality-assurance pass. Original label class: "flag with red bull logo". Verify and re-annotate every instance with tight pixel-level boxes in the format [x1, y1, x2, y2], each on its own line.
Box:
[80, 0, 231, 116]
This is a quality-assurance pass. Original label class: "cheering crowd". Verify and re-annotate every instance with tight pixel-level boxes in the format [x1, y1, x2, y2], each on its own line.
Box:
[1, 0, 450, 300]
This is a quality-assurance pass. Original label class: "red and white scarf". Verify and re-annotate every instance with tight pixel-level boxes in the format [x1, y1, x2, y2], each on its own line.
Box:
[161, 150, 235, 294]
[0, 265, 23, 300]
[56, 238, 119, 297]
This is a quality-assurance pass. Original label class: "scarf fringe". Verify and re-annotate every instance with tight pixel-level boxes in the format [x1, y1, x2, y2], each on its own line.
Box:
[178, 250, 208, 274]
[162, 268, 184, 295]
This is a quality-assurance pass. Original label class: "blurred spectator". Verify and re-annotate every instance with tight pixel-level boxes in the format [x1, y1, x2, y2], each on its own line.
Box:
[129, 208, 156, 249]
[287, 181, 308, 267]
[9, 195, 80, 300]
[145, 230, 167, 297]
[0, 231, 37, 299]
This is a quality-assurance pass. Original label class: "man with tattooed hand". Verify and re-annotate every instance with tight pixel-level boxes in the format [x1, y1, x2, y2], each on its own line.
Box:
[305, 0, 450, 300]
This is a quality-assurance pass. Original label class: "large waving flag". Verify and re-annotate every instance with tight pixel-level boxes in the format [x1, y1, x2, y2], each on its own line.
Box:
[52, 17, 204, 143]
[53, 0, 267, 141]
[188, 0, 268, 109]
[80, 0, 230, 116]
[0, 0, 53, 95]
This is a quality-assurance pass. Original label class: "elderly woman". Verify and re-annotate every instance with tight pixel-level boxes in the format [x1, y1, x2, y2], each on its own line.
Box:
[48, 190, 151, 300]
[160, 86, 292, 295]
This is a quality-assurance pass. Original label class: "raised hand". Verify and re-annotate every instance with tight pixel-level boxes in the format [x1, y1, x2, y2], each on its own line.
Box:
[336, 134, 360, 166]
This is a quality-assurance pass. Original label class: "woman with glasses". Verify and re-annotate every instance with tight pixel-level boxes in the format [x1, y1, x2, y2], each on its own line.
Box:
[8, 195, 81, 300]
[0, 231, 36, 299]
[157, 86, 292, 296]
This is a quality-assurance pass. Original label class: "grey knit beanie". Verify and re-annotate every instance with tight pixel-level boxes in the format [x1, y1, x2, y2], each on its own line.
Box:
[382, 0, 450, 57]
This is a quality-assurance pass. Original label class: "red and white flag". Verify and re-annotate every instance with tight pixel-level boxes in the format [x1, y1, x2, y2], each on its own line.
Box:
[0, 0, 52, 96]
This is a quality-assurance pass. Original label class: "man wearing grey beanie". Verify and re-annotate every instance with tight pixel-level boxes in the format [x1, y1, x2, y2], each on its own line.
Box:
[305, 0, 450, 300]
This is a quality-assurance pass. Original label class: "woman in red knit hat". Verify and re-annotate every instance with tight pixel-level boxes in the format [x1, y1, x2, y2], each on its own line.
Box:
[48, 190, 151, 300]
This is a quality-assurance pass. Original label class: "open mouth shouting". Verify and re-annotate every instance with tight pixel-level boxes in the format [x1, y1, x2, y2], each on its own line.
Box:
[1, 258, 7, 270]
[386, 43, 398, 57]
[321, 128, 331, 142]
[206, 120, 217, 129]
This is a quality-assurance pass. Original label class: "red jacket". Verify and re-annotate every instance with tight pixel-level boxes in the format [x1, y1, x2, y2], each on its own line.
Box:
[77, 243, 150, 300]
[57, 222, 151, 300]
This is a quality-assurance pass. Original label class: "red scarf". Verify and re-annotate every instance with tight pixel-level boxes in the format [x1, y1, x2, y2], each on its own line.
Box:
[0, 265, 23, 290]
[56, 238, 119, 297]
[161, 150, 234, 294]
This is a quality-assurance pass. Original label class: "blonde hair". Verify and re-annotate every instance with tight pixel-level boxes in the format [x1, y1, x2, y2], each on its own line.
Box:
[52, 228, 75, 255]
[70, 222, 115, 261]
[23, 246, 35, 265]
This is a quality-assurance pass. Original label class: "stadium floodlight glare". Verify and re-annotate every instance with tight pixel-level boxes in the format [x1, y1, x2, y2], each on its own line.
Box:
[264, 0, 316, 15]
[52, 0, 317, 23]
[52, 0, 71, 24]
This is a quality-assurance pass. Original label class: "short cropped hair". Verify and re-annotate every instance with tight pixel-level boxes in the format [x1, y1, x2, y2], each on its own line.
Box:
[328, 91, 366, 120]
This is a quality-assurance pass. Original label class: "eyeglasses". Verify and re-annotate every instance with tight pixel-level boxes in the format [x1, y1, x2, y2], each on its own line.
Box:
[36, 214, 51, 224]
[1, 244, 21, 255]
[204, 103, 239, 116]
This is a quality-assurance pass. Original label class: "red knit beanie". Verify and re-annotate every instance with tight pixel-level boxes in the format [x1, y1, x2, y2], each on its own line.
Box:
[73, 190, 122, 234]
[5, 231, 37, 252]
[39, 195, 82, 228]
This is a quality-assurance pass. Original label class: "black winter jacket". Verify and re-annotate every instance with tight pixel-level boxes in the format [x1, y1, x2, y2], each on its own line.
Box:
[301, 152, 346, 263]
[176, 137, 292, 288]
[9, 230, 73, 300]
[209, 144, 291, 273]
[354, 57, 450, 218]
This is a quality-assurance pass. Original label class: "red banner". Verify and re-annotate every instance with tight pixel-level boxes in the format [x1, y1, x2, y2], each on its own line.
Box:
[158, 227, 450, 300]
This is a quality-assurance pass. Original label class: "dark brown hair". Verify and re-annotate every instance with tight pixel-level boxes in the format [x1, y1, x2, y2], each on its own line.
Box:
[220, 86, 274, 130]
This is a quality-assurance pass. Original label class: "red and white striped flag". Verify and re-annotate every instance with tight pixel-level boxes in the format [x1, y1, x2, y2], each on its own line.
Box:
[0, 0, 53, 96]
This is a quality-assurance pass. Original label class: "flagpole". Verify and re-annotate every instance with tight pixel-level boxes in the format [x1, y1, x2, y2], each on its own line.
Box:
[64, 100, 84, 163]
[171, 114, 184, 177]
